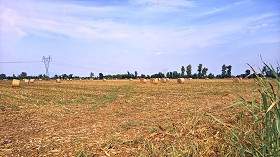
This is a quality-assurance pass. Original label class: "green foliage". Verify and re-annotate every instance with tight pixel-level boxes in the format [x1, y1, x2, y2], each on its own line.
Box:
[186, 64, 192, 78]
[210, 63, 280, 156]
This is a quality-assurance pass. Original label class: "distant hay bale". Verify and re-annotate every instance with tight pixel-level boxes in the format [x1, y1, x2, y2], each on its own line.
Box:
[24, 79, 29, 83]
[39, 79, 42, 81]
[129, 78, 133, 81]
[150, 78, 159, 84]
[140, 78, 147, 84]
[29, 79, 35, 83]
[56, 79, 61, 83]
[188, 78, 192, 80]
[205, 78, 209, 80]
[177, 78, 185, 84]
[103, 78, 107, 81]
[233, 78, 241, 83]
[12, 79, 20, 87]
[161, 78, 167, 83]
[166, 78, 170, 82]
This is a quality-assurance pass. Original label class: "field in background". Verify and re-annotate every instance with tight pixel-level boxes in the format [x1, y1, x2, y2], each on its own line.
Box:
[0, 79, 259, 156]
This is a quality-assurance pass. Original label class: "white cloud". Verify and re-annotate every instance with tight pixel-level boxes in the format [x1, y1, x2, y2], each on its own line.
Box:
[155, 51, 163, 55]
[131, 0, 195, 7]
[0, 8, 27, 54]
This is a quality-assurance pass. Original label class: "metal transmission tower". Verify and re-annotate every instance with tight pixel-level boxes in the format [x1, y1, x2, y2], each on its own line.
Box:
[42, 55, 52, 77]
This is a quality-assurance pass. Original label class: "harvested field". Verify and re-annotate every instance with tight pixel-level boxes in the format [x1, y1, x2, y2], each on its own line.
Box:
[0, 79, 259, 156]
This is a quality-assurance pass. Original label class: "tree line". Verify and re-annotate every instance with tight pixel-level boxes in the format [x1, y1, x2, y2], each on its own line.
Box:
[0, 64, 279, 80]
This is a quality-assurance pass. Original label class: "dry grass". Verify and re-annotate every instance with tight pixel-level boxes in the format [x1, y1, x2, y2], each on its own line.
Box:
[0, 79, 259, 156]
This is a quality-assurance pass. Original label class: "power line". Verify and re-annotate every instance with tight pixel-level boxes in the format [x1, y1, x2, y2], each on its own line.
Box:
[52, 61, 96, 71]
[0, 61, 42, 63]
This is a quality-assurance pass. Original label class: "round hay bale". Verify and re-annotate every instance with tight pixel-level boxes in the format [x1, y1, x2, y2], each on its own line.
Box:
[12, 79, 20, 87]
[24, 79, 29, 83]
[129, 78, 133, 81]
[177, 78, 185, 84]
[103, 78, 107, 81]
[166, 78, 170, 82]
[188, 78, 192, 80]
[233, 78, 241, 83]
[140, 78, 147, 84]
[29, 79, 35, 83]
[150, 78, 159, 84]
[56, 79, 61, 83]
[161, 78, 167, 83]
[205, 78, 209, 80]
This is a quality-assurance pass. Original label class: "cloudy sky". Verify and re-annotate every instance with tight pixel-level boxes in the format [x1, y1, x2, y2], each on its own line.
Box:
[0, 0, 279, 77]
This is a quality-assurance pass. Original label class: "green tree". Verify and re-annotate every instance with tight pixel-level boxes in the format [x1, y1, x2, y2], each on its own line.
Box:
[134, 71, 138, 79]
[186, 64, 192, 78]
[222, 64, 226, 78]
[99, 73, 104, 79]
[90, 72, 94, 78]
[169, 72, 173, 79]
[208, 73, 215, 79]
[20, 72, 27, 79]
[245, 69, 251, 77]
[197, 64, 203, 78]
[226, 65, 232, 78]
[0, 74, 6, 80]
[202, 67, 208, 78]
[181, 66, 185, 78]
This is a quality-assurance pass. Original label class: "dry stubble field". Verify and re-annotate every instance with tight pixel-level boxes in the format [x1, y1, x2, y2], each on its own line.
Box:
[0, 79, 258, 156]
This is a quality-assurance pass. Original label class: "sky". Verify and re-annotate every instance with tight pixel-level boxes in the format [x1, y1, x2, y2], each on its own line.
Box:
[0, 0, 279, 77]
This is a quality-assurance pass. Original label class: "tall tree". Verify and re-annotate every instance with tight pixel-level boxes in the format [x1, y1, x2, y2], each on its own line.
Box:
[202, 67, 208, 78]
[186, 64, 192, 78]
[222, 64, 226, 78]
[226, 65, 232, 78]
[169, 72, 173, 79]
[134, 71, 138, 78]
[197, 64, 203, 78]
[99, 73, 104, 79]
[90, 72, 94, 78]
[181, 66, 185, 78]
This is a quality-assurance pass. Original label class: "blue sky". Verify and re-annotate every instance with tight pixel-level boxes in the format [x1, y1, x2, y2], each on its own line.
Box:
[0, 0, 279, 77]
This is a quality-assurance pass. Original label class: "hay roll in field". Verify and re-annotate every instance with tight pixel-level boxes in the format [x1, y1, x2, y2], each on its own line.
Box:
[56, 79, 61, 83]
[129, 78, 133, 81]
[140, 78, 147, 84]
[150, 78, 159, 84]
[12, 79, 20, 87]
[103, 78, 107, 81]
[166, 78, 170, 82]
[188, 78, 192, 80]
[161, 78, 167, 83]
[29, 79, 35, 83]
[177, 78, 185, 84]
[233, 78, 241, 83]
[24, 79, 29, 83]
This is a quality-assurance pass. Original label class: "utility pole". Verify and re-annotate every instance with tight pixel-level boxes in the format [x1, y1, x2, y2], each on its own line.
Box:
[42, 55, 51, 77]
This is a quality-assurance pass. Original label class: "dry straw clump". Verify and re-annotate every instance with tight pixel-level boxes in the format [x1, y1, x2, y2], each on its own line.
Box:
[233, 78, 241, 83]
[150, 78, 159, 84]
[56, 79, 61, 83]
[177, 78, 185, 84]
[11, 79, 20, 87]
